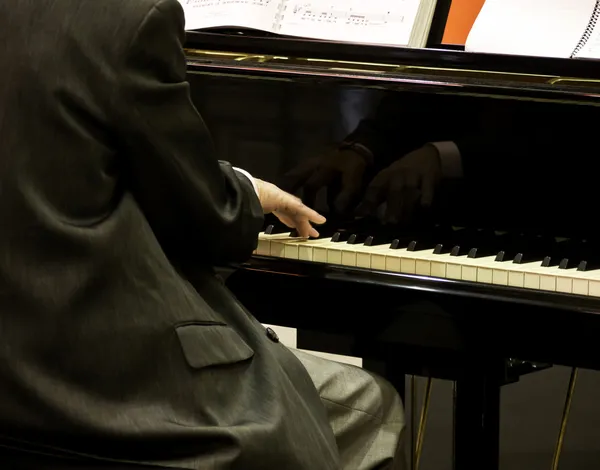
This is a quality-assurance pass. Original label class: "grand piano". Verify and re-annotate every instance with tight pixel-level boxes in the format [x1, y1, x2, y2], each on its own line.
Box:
[184, 25, 600, 469]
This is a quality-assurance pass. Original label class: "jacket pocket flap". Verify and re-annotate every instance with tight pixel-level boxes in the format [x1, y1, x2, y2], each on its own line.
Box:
[175, 323, 254, 369]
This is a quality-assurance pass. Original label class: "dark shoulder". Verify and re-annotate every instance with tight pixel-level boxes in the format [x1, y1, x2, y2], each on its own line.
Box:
[68, 0, 185, 66]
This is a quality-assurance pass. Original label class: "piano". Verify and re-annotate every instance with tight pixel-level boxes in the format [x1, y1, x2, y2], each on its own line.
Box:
[184, 29, 600, 469]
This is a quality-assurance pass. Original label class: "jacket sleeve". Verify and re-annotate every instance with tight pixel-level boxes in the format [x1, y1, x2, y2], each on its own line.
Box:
[343, 92, 450, 170]
[113, 0, 264, 264]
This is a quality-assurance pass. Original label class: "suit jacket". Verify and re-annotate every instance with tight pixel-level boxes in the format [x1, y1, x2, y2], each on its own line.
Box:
[0, 1, 339, 469]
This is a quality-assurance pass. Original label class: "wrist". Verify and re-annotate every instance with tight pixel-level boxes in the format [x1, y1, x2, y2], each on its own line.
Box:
[253, 179, 271, 214]
[339, 141, 374, 166]
[233, 167, 259, 195]
[428, 141, 463, 178]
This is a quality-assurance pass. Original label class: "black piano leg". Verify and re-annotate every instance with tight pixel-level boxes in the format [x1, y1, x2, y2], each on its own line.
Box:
[453, 364, 501, 469]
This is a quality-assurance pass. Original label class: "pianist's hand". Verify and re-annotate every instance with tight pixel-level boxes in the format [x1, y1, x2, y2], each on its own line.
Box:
[255, 178, 326, 238]
[283, 148, 368, 213]
[357, 144, 441, 223]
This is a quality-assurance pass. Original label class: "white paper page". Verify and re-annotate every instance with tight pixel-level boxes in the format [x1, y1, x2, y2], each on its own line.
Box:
[465, 0, 597, 59]
[179, 0, 281, 32]
[574, 4, 600, 59]
[278, 0, 422, 47]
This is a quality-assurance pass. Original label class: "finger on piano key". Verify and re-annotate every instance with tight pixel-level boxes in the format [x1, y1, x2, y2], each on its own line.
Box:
[256, 231, 293, 256]
[284, 237, 333, 262]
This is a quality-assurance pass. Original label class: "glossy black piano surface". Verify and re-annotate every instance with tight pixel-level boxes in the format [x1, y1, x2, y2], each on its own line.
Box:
[184, 46, 600, 369]
[184, 33, 600, 467]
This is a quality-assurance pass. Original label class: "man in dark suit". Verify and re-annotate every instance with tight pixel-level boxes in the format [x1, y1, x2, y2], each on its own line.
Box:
[0, 0, 405, 469]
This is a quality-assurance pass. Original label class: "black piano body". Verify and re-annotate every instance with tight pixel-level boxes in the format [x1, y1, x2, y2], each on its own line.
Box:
[184, 31, 600, 468]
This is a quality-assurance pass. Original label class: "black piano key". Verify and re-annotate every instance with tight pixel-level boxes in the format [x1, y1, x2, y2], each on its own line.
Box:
[290, 216, 358, 239]
[577, 260, 599, 271]
[318, 224, 345, 239]
[356, 222, 407, 247]
[262, 214, 278, 231]
[390, 230, 431, 250]
[431, 227, 467, 255]
[331, 230, 352, 243]
[347, 233, 369, 245]
[558, 239, 589, 270]
[448, 228, 485, 257]
[495, 234, 531, 262]
[433, 243, 448, 254]
[390, 236, 414, 250]
[512, 235, 555, 264]
[329, 217, 379, 243]
[575, 238, 600, 271]
[407, 238, 438, 252]
[468, 235, 501, 258]
[265, 223, 290, 235]
[541, 239, 569, 267]
[364, 233, 397, 247]
[467, 231, 509, 259]
[559, 257, 577, 269]
[576, 242, 600, 271]
[450, 244, 469, 256]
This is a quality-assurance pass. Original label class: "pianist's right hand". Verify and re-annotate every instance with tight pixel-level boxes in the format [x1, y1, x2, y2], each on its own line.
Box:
[356, 144, 442, 224]
[255, 178, 326, 238]
[283, 148, 368, 213]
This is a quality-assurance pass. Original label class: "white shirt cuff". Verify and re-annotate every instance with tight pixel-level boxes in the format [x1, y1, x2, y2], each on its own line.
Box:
[429, 141, 463, 178]
[233, 167, 259, 195]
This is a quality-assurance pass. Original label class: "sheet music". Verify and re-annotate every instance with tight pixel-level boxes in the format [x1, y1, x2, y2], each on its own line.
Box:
[278, 0, 422, 46]
[179, 0, 282, 32]
[575, 8, 600, 58]
[466, 0, 597, 59]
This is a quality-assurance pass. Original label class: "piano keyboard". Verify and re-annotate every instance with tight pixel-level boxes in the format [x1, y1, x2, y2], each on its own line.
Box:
[255, 224, 600, 298]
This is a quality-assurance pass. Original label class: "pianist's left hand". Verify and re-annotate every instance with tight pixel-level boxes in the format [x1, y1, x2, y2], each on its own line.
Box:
[356, 144, 441, 223]
[255, 178, 326, 238]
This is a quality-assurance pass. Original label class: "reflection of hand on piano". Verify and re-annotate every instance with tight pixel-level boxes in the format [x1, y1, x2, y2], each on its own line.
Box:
[255, 178, 326, 238]
[357, 144, 442, 224]
[283, 146, 370, 213]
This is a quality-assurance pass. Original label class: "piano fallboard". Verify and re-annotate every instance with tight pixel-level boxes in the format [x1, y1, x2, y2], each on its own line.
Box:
[243, 254, 600, 314]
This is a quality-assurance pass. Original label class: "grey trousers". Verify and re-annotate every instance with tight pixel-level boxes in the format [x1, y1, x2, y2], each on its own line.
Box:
[291, 349, 407, 470]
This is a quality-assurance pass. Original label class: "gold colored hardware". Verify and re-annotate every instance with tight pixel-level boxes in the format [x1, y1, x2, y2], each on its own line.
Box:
[415, 378, 433, 470]
[551, 367, 578, 470]
[410, 375, 416, 470]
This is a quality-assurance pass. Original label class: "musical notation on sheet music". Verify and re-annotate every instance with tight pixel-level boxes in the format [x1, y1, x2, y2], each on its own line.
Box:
[180, 0, 280, 31]
[288, 2, 400, 27]
[184, 0, 275, 6]
[280, 0, 420, 44]
[184, 0, 274, 7]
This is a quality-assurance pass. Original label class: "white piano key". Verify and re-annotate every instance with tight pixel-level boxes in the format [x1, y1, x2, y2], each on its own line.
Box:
[256, 232, 292, 256]
[506, 261, 544, 288]
[571, 268, 600, 296]
[340, 242, 380, 269]
[254, 231, 600, 300]
[413, 250, 449, 277]
[412, 251, 457, 279]
[455, 255, 498, 283]
[283, 238, 331, 261]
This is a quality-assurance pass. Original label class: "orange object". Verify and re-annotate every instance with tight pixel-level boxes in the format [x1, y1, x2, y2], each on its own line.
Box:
[442, 0, 486, 44]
